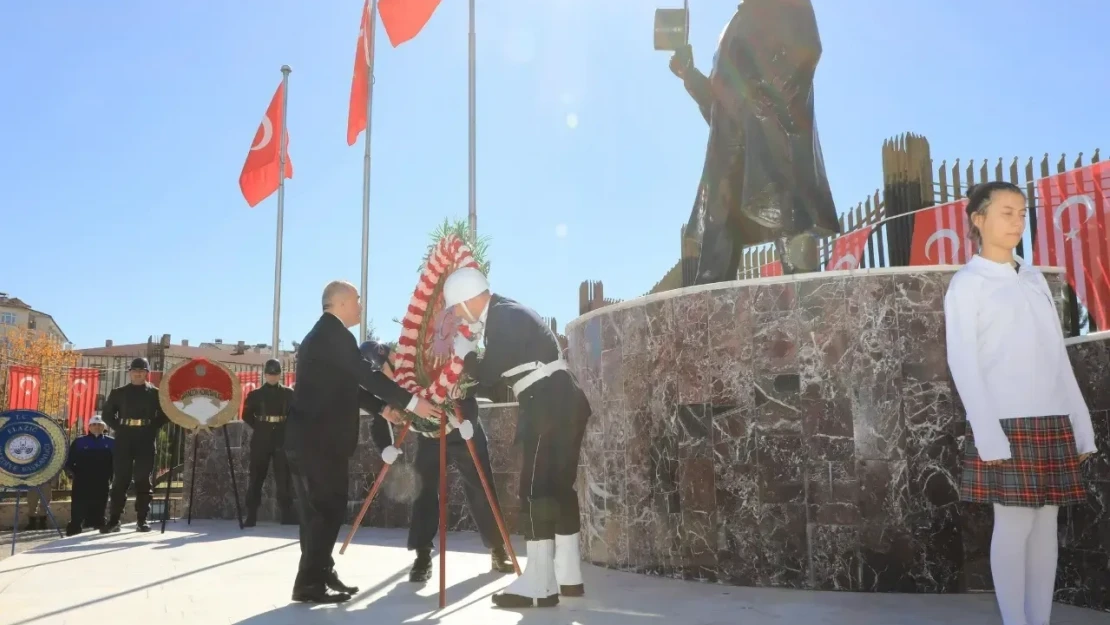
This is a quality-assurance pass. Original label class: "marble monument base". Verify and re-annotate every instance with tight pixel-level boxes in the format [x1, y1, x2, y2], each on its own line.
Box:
[566, 267, 1110, 612]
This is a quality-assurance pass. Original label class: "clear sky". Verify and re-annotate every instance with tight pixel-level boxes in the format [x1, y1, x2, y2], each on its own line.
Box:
[1, 0, 1105, 349]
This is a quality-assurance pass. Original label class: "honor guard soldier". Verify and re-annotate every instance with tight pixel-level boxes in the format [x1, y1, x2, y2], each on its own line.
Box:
[242, 358, 296, 527]
[100, 358, 169, 533]
[64, 415, 115, 535]
[443, 267, 593, 609]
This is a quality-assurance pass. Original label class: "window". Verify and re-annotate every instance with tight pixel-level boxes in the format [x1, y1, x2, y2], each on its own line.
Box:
[0, 313, 15, 326]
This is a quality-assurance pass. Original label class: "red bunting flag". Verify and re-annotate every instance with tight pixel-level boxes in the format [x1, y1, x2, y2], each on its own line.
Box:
[909, 200, 972, 266]
[237, 371, 261, 419]
[239, 82, 294, 207]
[827, 226, 873, 271]
[6, 365, 41, 410]
[760, 261, 783, 277]
[1034, 161, 1110, 329]
[284, 372, 296, 388]
[67, 368, 100, 427]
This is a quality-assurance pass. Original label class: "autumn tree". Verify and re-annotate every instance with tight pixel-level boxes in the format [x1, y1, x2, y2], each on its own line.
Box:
[0, 325, 80, 416]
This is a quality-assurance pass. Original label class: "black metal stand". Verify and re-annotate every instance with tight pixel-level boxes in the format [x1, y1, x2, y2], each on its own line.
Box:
[187, 430, 200, 524]
[159, 426, 180, 534]
[4, 485, 63, 555]
[223, 427, 245, 529]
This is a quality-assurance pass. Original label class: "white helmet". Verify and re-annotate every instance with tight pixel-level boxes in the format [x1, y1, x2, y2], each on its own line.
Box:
[88, 415, 106, 427]
[443, 267, 489, 308]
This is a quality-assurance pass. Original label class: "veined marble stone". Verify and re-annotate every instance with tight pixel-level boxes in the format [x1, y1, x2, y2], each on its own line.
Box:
[566, 267, 1109, 613]
[183, 403, 523, 535]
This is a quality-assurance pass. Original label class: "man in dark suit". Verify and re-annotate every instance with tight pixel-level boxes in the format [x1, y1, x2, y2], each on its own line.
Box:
[285, 280, 442, 604]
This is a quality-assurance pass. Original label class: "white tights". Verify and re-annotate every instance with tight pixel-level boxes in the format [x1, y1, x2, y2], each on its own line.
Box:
[991, 504, 1059, 625]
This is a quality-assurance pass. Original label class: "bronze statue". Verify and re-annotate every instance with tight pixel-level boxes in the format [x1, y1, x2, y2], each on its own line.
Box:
[667, 0, 839, 281]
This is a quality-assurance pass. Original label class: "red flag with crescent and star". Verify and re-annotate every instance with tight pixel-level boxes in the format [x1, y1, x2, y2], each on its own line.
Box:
[379, 0, 442, 47]
[237, 371, 261, 419]
[67, 368, 100, 427]
[827, 226, 873, 271]
[1033, 161, 1110, 329]
[760, 261, 783, 277]
[347, 0, 374, 146]
[6, 365, 41, 410]
[239, 82, 294, 208]
[909, 199, 972, 266]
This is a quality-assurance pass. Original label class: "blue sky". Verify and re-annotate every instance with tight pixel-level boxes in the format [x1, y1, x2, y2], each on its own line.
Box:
[1, 0, 1105, 349]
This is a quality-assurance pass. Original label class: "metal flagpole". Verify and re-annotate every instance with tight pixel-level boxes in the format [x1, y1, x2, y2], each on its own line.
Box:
[467, 0, 477, 242]
[273, 65, 292, 358]
[360, 0, 378, 343]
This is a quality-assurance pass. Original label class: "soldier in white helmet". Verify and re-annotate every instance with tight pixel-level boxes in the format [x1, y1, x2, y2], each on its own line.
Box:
[443, 267, 592, 609]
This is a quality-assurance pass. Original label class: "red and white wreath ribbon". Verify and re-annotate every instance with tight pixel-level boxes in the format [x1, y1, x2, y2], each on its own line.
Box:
[390, 235, 481, 406]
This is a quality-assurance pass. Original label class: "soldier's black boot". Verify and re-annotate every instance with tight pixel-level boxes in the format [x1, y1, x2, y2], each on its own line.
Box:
[325, 569, 359, 595]
[491, 545, 514, 573]
[37, 516, 48, 531]
[65, 523, 82, 537]
[135, 516, 151, 532]
[409, 548, 432, 583]
[100, 515, 121, 534]
[244, 509, 257, 528]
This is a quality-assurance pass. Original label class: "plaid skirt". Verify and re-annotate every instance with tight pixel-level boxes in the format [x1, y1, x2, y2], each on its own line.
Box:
[960, 415, 1087, 507]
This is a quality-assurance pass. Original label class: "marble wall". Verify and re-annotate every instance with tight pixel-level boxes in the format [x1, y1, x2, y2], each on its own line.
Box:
[565, 267, 1110, 612]
[183, 403, 523, 535]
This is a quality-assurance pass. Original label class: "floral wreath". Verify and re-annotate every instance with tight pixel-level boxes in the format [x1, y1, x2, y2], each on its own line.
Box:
[390, 234, 481, 413]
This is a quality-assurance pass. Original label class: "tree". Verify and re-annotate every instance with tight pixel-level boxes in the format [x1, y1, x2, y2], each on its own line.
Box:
[0, 325, 80, 417]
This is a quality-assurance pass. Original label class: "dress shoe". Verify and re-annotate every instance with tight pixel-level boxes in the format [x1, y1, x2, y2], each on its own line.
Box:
[244, 510, 257, 528]
[492, 539, 560, 609]
[100, 517, 121, 534]
[409, 548, 432, 583]
[491, 545, 514, 573]
[326, 569, 358, 594]
[291, 585, 350, 604]
[136, 520, 151, 532]
[65, 524, 82, 537]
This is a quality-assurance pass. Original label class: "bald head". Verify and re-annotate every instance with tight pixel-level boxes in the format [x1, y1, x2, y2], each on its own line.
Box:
[322, 280, 361, 328]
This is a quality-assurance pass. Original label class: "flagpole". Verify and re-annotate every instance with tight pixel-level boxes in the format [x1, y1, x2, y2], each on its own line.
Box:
[273, 65, 291, 358]
[359, 0, 378, 343]
[467, 0, 477, 242]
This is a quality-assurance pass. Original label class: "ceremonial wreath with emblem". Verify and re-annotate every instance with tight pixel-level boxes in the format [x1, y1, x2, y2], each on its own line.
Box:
[389, 221, 490, 436]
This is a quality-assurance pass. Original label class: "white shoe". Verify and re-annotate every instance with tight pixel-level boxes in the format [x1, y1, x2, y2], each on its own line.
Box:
[554, 533, 585, 596]
[492, 540, 559, 608]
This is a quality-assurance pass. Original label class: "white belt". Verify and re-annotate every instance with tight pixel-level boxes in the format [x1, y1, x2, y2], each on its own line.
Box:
[504, 360, 568, 396]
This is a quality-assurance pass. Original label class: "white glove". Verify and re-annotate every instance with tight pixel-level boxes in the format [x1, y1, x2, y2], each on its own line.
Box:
[457, 419, 474, 441]
[381, 445, 402, 465]
[454, 333, 480, 358]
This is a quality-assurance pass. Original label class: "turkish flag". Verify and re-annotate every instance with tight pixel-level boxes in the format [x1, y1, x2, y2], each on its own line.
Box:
[347, 0, 374, 146]
[148, 371, 163, 387]
[827, 226, 872, 271]
[909, 199, 972, 265]
[379, 0, 441, 47]
[67, 368, 100, 427]
[7, 365, 41, 410]
[1034, 162, 1110, 329]
[761, 261, 783, 277]
[237, 371, 261, 419]
[239, 82, 294, 208]
[284, 372, 296, 388]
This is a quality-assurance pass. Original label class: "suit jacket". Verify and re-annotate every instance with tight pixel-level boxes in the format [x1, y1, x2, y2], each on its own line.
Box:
[286, 313, 415, 458]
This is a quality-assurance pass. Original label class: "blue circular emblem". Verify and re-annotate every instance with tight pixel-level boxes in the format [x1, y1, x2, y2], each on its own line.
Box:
[0, 410, 69, 488]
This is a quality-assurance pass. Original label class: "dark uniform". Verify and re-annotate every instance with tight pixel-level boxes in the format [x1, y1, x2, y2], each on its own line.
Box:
[100, 358, 169, 533]
[242, 358, 295, 527]
[358, 340, 512, 583]
[463, 294, 592, 608]
[64, 422, 114, 535]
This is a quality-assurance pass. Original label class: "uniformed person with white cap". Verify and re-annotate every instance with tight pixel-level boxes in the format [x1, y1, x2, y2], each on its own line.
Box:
[64, 415, 115, 535]
[443, 267, 593, 609]
[242, 358, 296, 527]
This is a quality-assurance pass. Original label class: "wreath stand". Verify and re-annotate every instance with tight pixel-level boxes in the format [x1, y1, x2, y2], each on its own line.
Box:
[161, 425, 244, 534]
[3, 485, 64, 555]
[340, 404, 520, 609]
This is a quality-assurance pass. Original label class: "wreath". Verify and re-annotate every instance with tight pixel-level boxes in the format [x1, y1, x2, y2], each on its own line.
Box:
[389, 221, 490, 433]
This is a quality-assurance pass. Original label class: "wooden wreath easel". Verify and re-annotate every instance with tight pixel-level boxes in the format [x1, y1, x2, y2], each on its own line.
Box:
[340, 403, 520, 608]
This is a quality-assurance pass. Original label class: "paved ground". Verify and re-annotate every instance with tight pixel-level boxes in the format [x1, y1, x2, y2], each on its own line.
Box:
[0, 520, 1105, 625]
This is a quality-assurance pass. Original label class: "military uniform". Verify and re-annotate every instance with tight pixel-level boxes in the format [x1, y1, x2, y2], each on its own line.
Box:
[443, 267, 592, 609]
[65, 415, 114, 535]
[100, 358, 168, 533]
[242, 358, 295, 526]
